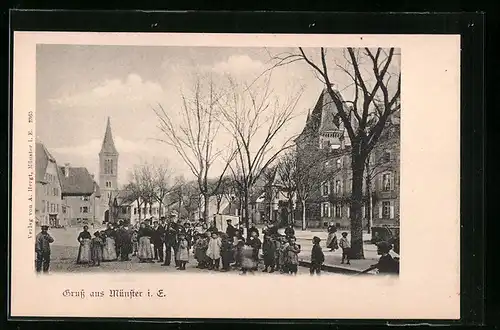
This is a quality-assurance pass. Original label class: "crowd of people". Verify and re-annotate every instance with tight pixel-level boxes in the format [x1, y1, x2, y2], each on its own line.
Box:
[73, 212, 313, 275]
[35, 214, 398, 276]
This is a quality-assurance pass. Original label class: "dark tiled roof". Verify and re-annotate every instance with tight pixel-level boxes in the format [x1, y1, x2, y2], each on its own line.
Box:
[58, 166, 97, 196]
[297, 88, 345, 141]
[114, 189, 136, 206]
[36, 142, 57, 181]
[100, 117, 118, 155]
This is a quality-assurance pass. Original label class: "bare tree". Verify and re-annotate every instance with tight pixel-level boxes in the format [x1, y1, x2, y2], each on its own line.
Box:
[152, 162, 174, 218]
[154, 75, 234, 223]
[217, 74, 303, 231]
[269, 48, 400, 258]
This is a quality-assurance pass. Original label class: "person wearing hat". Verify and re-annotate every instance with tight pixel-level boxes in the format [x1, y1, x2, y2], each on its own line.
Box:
[162, 214, 179, 267]
[326, 222, 339, 252]
[310, 236, 325, 275]
[339, 232, 351, 265]
[76, 225, 92, 264]
[359, 241, 400, 275]
[225, 219, 236, 239]
[35, 225, 54, 273]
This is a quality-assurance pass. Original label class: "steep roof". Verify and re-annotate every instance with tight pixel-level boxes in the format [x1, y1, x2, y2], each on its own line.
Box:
[36, 141, 57, 182]
[297, 88, 346, 141]
[58, 166, 97, 196]
[100, 117, 118, 155]
[113, 189, 136, 206]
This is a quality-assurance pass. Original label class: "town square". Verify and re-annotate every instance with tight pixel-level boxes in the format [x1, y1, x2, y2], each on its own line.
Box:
[34, 45, 400, 277]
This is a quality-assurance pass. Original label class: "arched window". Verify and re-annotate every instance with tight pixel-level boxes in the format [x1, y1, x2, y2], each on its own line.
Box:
[110, 159, 113, 174]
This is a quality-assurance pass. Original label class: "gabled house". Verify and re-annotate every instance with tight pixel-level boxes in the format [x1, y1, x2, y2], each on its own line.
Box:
[35, 141, 63, 227]
[58, 164, 101, 226]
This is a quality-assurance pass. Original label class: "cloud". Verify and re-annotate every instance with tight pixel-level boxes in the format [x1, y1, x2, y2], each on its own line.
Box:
[49, 73, 164, 107]
[211, 55, 264, 77]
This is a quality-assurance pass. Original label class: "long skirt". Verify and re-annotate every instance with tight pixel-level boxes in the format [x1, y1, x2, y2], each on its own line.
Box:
[138, 236, 153, 261]
[103, 237, 117, 261]
[326, 233, 338, 249]
[241, 246, 256, 270]
[77, 239, 92, 264]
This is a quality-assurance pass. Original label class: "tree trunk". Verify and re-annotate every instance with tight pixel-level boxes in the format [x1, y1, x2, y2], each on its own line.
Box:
[137, 200, 141, 222]
[244, 187, 250, 239]
[203, 193, 210, 225]
[287, 196, 294, 227]
[159, 200, 163, 218]
[351, 153, 366, 259]
[365, 162, 372, 234]
[301, 200, 306, 231]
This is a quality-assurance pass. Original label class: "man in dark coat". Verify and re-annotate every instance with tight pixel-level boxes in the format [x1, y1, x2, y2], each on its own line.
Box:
[162, 215, 178, 267]
[225, 219, 236, 239]
[117, 224, 132, 261]
[152, 220, 165, 262]
[35, 225, 54, 273]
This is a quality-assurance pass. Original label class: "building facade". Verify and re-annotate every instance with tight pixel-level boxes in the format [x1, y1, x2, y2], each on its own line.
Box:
[98, 117, 120, 223]
[58, 164, 101, 226]
[294, 88, 400, 230]
[35, 141, 63, 227]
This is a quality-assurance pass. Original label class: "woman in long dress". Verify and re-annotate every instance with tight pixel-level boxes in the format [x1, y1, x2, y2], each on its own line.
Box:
[326, 223, 339, 252]
[102, 224, 117, 261]
[138, 222, 154, 263]
[76, 225, 92, 264]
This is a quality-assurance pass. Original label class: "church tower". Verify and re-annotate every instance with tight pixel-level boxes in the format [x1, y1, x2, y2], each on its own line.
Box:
[99, 117, 119, 222]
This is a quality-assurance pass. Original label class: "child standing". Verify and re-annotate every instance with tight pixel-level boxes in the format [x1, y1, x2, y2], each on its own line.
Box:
[232, 230, 245, 267]
[247, 230, 262, 271]
[262, 234, 276, 273]
[90, 231, 104, 266]
[279, 236, 289, 273]
[286, 237, 301, 275]
[339, 232, 351, 265]
[310, 236, 325, 275]
[131, 227, 138, 256]
[194, 233, 208, 269]
[177, 233, 189, 270]
[206, 231, 222, 270]
[220, 233, 233, 271]
[274, 235, 282, 272]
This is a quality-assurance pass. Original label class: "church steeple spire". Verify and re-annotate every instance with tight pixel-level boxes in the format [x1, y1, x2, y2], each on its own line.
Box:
[100, 117, 118, 155]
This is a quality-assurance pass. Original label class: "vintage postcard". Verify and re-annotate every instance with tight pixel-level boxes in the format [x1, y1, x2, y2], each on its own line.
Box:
[11, 32, 460, 319]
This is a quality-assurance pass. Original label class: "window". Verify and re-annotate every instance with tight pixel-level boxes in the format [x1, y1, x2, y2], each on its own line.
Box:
[336, 158, 342, 169]
[56, 204, 59, 213]
[121, 207, 127, 214]
[107, 192, 112, 200]
[50, 203, 54, 213]
[334, 180, 342, 194]
[321, 181, 330, 196]
[381, 201, 391, 218]
[82, 196, 90, 201]
[382, 172, 393, 191]
[104, 159, 114, 175]
[346, 205, 350, 218]
[62, 206, 66, 214]
[335, 204, 342, 218]
[46, 201, 49, 213]
[81, 206, 89, 213]
[134, 207, 137, 215]
[42, 200, 46, 213]
[321, 202, 331, 217]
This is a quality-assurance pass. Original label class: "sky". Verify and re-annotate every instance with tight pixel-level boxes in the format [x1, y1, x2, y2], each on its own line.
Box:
[36, 45, 400, 187]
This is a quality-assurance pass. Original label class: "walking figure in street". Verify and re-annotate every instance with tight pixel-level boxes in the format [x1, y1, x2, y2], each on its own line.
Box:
[326, 223, 339, 252]
[279, 236, 289, 273]
[137, 222, 154, 263]
[339, 232, 351, 265]
[310, 236, 325, 275]
[35, 225, 54, 273]
[102, 223, 117, 261]
[76, 225, 92, 264]
[194, 233, 209, 269]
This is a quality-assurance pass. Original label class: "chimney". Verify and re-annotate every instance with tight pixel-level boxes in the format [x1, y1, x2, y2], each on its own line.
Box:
[64, 163, 70, 177]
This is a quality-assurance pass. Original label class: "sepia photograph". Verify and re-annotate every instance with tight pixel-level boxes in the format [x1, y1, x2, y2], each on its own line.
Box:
[34, 45, 400, 276]
[12, 32, 460, 319]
